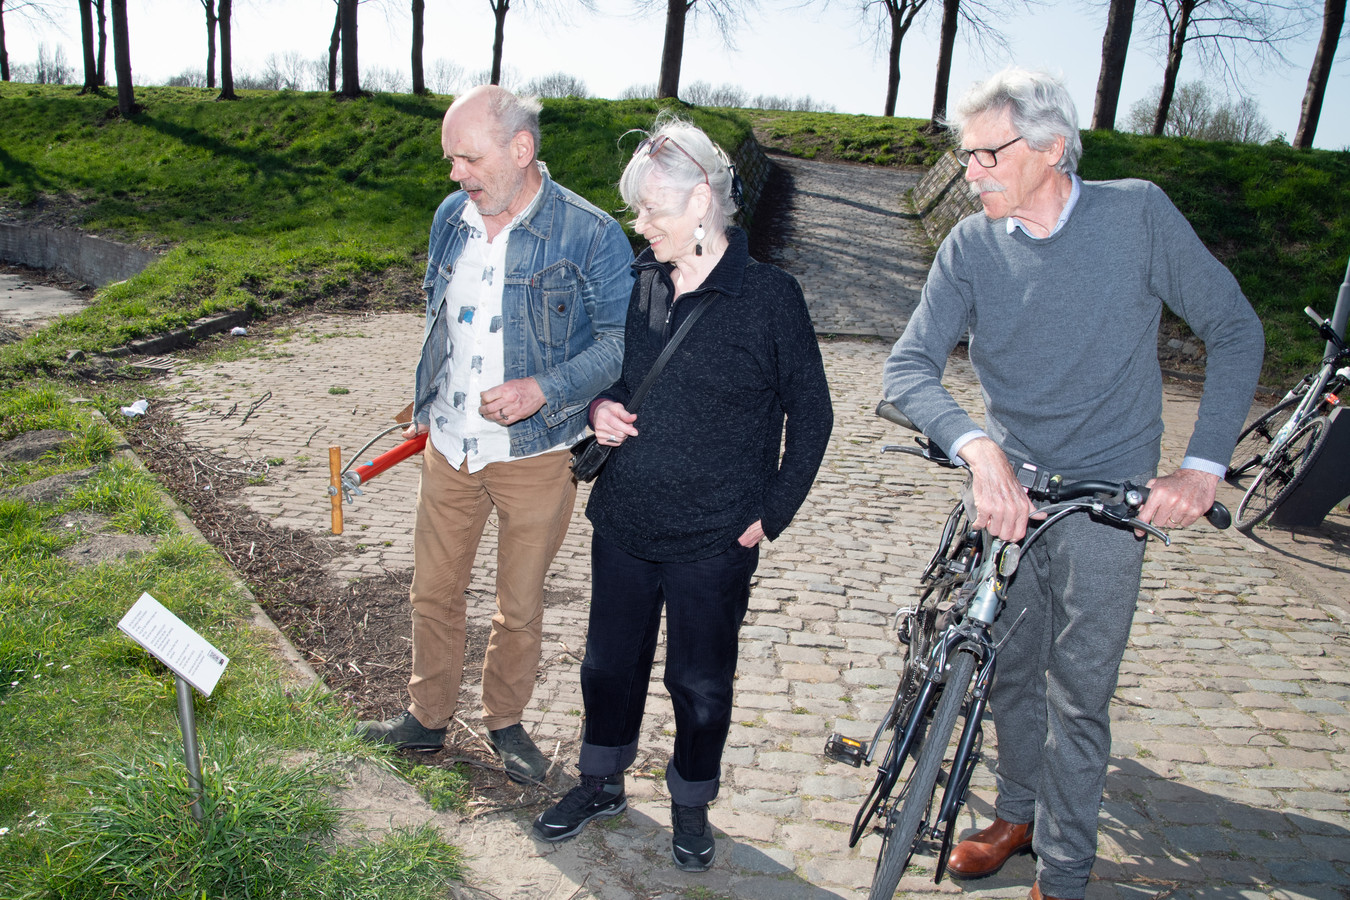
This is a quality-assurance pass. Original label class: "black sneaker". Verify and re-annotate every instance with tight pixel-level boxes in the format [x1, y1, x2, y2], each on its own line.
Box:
[532, 773, 627, 842]
[354, 710, 446, 750]
[487, 723, 550, 783]
[671, 802, 715, 871]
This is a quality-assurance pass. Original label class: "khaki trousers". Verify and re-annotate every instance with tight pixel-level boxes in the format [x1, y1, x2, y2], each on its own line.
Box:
[407, 445, 577, 732]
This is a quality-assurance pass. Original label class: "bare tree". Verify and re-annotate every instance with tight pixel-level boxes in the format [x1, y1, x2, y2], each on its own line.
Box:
[634, 0, 749, 99]
[1294, 0, 1345, 148]
[218, 0, 236, 99]
[78, 0, 99, 90]
[109, 0, 135, 114]
[339, 0, 361, 96]
[930, 0, 960, 122]
[683, 79, 747, 105]
[2, 1, 61, 82]
[522, 71, 589, 97]
[198, 0, 218, 89]
[411, 0, 425, 93]
[1126, 79, 1272, 140]
[485, 1, 594, 88]
[427, 56, 464, 94]
[1092, 0, 1138, 129]
[1141, 0, 1303, 136]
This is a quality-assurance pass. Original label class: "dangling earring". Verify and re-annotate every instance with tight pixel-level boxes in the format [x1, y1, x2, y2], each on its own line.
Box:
[694, 223, 706, 257]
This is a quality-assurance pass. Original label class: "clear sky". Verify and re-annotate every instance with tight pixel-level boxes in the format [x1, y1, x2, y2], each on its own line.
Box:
[6, 0, 1348, 150]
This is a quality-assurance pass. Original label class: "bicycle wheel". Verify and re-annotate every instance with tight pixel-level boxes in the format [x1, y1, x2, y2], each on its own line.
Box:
[1227, 396, 1299, 483]
[868, 650, 977, 900]
[1235, 415, 1332, 532]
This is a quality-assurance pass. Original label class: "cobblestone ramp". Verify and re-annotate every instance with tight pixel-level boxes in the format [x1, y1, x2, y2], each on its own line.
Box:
[165, 307, 1350, 898]
[761, 157, 929, 342]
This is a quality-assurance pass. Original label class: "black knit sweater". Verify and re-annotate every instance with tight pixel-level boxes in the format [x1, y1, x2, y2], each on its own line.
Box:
[585, 228, 833, 562]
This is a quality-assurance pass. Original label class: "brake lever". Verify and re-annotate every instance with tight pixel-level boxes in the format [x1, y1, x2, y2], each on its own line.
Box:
[1093, 501, 1171, 546]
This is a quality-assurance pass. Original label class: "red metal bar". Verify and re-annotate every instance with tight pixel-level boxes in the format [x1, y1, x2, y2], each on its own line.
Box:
[351, 432, 427, 485]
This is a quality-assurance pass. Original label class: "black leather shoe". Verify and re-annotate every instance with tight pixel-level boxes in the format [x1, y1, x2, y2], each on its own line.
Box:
[354, 710, 446, 750]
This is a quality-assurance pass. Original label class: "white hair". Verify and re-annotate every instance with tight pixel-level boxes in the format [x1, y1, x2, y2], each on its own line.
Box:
[949, 67, 1082, 175]
[618, 112, 737, 235]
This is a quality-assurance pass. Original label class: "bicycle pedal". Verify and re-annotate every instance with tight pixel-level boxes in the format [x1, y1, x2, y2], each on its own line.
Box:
[824, 733, 867, 767]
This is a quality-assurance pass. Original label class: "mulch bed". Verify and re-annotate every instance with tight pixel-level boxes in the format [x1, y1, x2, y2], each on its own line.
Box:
[122, 411, 545, 805]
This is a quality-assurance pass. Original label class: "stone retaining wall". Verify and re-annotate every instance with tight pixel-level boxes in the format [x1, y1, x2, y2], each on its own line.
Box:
[913, 151, 980, 244]
[731, 136, 772, 230]
[0, 224, 159, 287]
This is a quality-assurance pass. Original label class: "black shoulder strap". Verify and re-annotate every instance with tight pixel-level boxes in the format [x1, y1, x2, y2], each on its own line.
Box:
[627, 293, 717, 413]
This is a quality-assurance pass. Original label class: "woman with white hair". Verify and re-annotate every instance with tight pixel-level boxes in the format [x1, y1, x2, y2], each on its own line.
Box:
[532, 115, 833, 871]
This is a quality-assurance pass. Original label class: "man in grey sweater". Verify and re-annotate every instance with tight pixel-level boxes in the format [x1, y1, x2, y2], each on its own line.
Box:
[883, 68, 1263, 900]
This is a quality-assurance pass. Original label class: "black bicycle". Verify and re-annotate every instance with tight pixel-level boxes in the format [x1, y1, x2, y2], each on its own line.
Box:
[825, 402, 1231, 900]
[1227, 306, 1349, 532]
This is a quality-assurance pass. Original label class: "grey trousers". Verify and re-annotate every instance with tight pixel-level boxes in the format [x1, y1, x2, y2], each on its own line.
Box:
[990, 506, 1148, 899]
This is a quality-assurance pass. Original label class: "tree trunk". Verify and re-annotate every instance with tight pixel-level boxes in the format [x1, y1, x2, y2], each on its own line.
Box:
[203, 0, 218, 90]
[1152, 0, 1194, 136]
[328, 4, 340, 92]
[218, 0, 235, 100]
[340, 0, 360, 97]
[490, 0, 509, 86]
[0, 0, 9, 82]
[79, 0, 99, 91]
[411, 0, 425, 94]
[657, 0, 688, 99]
[1294, 0, 1346, 149]
[930, 0, 960, 123]
[110, 0, 136, 116]
[884, 7, 904, 117]
[1091, 0, 1136, 130]
[95, 0, 107, 85]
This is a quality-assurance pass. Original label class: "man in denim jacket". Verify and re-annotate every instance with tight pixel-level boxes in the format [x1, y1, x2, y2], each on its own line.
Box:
[357, 86, 633, 782]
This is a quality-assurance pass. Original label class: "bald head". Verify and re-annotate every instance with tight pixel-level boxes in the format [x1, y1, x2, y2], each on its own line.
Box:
[440, 86, 545, 228]
[442, 85, 541, 160]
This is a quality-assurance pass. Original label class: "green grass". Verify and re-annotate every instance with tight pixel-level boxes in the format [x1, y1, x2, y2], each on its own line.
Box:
[2, 83, 1346, 381]
[0, 85, 750, 378]
[0, 381, 467, 899]
[747, 108, 947, 166]
[752, 109, 1350, 382]
[1079, 130, 1350, 379]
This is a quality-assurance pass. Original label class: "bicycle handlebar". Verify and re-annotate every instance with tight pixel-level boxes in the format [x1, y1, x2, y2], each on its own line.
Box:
[875, 401, 1231, 531]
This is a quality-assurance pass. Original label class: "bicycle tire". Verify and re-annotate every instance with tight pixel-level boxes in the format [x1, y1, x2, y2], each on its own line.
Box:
[1235, 415, 1332, 532]
[1227, 396, 1299, 484]
[868, 650, 977, 900]
[848, 590, 945, 846]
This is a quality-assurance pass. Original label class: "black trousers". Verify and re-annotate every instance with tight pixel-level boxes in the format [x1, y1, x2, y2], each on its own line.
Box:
[578, 531, 759, 806]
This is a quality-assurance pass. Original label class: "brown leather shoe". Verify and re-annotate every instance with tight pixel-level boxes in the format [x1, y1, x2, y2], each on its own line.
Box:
[1029, 883, 1071, 900]
[946, 817, 1034, 878]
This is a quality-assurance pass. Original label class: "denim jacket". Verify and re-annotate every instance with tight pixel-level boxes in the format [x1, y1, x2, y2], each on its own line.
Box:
[413, 164, 634, 457]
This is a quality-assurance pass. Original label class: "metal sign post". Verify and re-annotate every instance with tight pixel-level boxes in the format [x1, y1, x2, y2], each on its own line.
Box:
[174, 676, 205, 822]
[118, 592, 229, 826]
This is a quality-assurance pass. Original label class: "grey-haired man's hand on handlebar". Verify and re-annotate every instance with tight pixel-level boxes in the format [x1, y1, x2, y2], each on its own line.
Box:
[1138, 468, 1220, 535]
[961, 436, 1038, 542]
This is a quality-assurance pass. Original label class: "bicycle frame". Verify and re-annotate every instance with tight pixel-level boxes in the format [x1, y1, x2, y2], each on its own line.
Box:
[1263, 308, 1349, 458]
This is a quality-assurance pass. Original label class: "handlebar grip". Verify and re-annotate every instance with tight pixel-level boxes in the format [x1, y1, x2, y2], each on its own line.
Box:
[875, 400, 918, 432]
[1206, 502, 1231, 530]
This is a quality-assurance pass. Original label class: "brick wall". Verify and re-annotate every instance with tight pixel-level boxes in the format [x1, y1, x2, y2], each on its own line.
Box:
[913, 151, 981, 245]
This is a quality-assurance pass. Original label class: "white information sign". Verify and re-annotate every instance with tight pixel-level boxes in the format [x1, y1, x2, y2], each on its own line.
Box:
[118, 592, 230, 697]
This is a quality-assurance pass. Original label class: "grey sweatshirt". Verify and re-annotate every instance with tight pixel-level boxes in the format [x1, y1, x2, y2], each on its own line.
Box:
[884, 178, 1264, 481]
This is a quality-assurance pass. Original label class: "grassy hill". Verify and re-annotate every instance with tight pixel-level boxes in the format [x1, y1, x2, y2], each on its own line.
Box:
[0, 85, 749, 375]
[751, 110, 1350, 382]
[3, 85, 1348, 382]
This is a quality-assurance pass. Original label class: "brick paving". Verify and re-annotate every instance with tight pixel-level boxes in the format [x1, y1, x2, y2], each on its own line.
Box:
[153, 158, 1349, 900]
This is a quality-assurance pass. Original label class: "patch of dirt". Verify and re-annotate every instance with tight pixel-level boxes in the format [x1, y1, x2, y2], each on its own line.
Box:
[122, 411, 544, 810]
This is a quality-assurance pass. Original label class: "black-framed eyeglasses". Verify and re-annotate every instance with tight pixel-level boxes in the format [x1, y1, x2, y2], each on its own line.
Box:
[635, 134, 710, 187]
[954, 136, 1023, 169]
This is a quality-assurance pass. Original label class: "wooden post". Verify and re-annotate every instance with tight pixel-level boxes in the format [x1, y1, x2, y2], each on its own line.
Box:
[329, 446, 343, 534]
